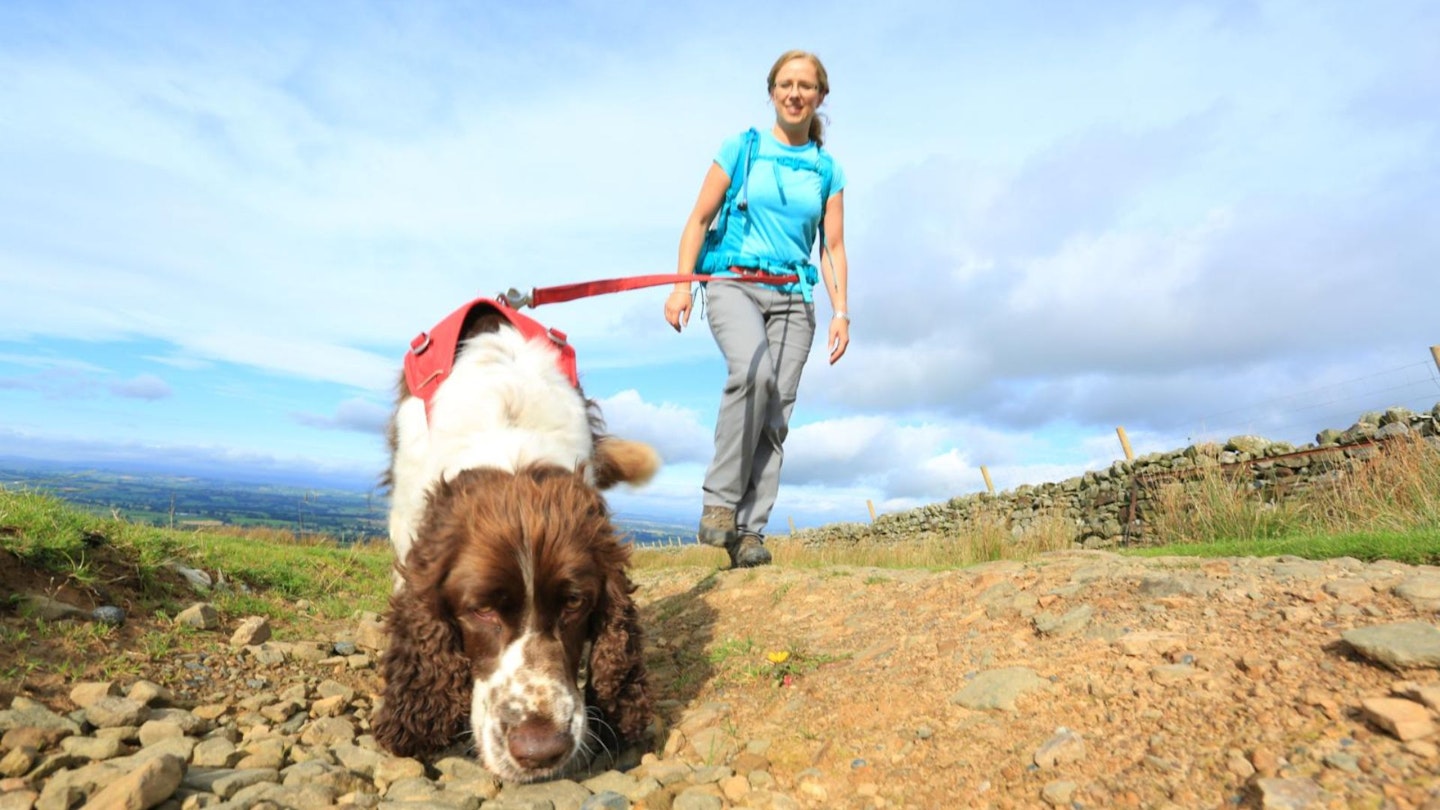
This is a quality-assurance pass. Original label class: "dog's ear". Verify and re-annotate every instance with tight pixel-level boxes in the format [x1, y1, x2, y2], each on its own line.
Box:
[591, 437, 661, 490]
[372, 517, 473, 758]
[586, 553, 652, 746]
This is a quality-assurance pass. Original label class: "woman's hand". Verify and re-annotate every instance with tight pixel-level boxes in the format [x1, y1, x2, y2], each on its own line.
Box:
[665, 289, 693, 332]
[827, 314, 849, 364]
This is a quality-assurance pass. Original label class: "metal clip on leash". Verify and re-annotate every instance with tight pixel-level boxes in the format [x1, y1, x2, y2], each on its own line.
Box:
[498, 288, 535, 309]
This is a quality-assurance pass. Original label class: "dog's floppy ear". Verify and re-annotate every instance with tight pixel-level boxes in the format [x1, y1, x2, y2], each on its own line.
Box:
[373, 489, 473, 758]
[591, 437, 660, 490]
[586, 537, 652, 746]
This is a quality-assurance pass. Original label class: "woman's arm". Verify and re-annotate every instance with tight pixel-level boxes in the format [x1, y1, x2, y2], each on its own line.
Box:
[819, 190, 849, 364]
[665, 163, 732, 332]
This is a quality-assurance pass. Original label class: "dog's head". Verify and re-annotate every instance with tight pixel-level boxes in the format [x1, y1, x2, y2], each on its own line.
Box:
[373, 463, 650, 782]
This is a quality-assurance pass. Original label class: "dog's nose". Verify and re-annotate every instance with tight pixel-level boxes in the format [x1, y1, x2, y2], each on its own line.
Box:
[507, 718, 573, 771]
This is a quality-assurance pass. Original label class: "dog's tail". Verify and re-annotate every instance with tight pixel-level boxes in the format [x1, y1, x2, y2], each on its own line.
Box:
[591, 438, 661, 490]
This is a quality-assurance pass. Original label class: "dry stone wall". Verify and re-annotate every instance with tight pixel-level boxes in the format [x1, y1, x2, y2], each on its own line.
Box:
[796, 403, 1440, 549]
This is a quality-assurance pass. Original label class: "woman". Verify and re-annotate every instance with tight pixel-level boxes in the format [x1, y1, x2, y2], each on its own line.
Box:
[663, 49, 850, 568]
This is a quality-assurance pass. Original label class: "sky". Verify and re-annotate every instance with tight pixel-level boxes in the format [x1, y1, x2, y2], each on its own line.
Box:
[1, 0, 1438, 529]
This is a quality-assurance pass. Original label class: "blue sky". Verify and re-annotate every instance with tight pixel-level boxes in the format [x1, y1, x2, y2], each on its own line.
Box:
[2, 0, 1438, 528]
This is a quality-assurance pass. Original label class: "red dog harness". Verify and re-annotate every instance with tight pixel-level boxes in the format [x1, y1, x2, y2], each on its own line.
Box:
[404, 297, 579, 422]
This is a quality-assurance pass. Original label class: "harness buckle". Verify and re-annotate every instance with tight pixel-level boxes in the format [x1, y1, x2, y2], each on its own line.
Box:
[498, 288, 533, 309]
[409, 332, 431, 355]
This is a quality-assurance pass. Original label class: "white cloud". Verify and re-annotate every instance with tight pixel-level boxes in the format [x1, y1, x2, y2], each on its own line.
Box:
[292, 398, 389, 434]
[109, 374, 173, 401]
[596, 390, 711, 466]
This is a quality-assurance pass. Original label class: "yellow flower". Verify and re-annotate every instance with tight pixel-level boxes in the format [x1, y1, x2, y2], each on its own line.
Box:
[767, 650, 790, 664]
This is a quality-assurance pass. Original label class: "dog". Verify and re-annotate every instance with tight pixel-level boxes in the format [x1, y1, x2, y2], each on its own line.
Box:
[372, 298, 659, 782]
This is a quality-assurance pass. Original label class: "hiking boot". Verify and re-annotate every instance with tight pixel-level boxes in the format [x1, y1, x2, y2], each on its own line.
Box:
[726, 532, 772, 569]
[697, 505, 737, 548]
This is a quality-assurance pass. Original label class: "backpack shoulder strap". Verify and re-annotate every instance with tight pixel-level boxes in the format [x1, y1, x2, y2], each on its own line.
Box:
[816, 146, 835, 261]
[734, 128, 759, 208]
[816, 147, 834, 203]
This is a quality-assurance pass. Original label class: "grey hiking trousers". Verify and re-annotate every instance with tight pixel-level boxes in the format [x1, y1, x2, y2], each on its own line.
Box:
[701, 280, 816, 535]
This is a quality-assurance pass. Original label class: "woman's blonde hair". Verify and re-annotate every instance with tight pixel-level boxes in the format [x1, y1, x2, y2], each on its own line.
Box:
[767, 50, 829, 146]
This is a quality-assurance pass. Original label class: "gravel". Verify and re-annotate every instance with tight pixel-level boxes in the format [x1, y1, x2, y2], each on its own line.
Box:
[2, 550, 1439, 808]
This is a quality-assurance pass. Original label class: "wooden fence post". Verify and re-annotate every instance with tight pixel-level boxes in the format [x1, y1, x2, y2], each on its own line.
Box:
[1431, 345, 1440, 375]
[1117, 426, 1135, 461]
[788, 516, 796, 535]
[866, 500, 876, 522]
[980, 465, 995, 495]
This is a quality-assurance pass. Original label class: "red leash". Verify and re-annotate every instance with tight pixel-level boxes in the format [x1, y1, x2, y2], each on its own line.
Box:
[405, 271, 798, 422]
[500, 271, 800, 309]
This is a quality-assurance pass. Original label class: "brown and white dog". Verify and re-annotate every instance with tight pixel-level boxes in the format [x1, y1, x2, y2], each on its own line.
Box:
[373, 301, 659, 783]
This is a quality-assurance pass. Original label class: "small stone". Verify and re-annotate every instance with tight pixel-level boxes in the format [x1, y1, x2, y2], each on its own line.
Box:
[1033, 728, 1086, 769]
[1251, 776, 1326, 808]
[581, 790, 632, 810]
[1113, 631, 1187, 657]
[69, 682, 120, 709]
[1041, 780, 1077, 807]
[85, 697, 150, 729]
[127, 681, 173, 707]
[1342, 622, 1440, 671]
[174, 603, 220, 630]
[1360, 697, 1436, 741]
[83, 753, 184, 810]
[0, 747, 36, 779]
[231, 616, 272, 648]
[949, 668, 1048, 711]
[59, 735, 126, 761]
[91, 606, 126, 626]
[1250, 747, 1279, 777]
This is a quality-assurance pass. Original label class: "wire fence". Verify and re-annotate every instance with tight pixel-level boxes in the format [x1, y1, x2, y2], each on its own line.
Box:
[1180, 350, 1440, 449]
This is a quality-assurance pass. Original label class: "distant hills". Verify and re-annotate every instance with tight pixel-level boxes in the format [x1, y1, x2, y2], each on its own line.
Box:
[0, 461, 694, 547]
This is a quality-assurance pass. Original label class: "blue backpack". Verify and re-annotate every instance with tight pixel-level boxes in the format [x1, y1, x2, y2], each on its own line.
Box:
[695, 128, 835, 275]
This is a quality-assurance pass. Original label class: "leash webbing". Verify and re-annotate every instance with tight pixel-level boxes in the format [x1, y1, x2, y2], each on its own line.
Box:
[510, 272, 800, 309]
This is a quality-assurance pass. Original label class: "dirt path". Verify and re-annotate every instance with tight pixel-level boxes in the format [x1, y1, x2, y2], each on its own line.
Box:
[634, 550, 1440, 808]
[3, 549, 1439, 809]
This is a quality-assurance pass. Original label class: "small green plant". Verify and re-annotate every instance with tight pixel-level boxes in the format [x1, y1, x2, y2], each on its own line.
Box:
[770, 581, 794, 605]
[136, 624, 196, 662]
[707, 636, 758, 665]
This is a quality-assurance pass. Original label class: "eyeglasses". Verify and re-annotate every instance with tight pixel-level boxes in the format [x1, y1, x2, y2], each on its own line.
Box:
[773, 80, 820, 95]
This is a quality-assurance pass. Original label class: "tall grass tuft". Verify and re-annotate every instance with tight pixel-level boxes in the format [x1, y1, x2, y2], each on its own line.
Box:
[1142, 433, 1440, 547]
[1307, 433, 1440, 533]
[630, 508, 1075, 571]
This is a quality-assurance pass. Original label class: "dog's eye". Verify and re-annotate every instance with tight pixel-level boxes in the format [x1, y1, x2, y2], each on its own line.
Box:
[471, 606, 502, 626]
[562, 593, 588, 615]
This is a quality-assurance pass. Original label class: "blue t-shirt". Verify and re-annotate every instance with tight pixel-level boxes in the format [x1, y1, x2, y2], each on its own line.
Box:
[703, 130, 847, 301]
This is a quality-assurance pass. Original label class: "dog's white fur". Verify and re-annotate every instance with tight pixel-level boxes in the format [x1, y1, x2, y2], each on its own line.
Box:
[388, 327, 597, 568]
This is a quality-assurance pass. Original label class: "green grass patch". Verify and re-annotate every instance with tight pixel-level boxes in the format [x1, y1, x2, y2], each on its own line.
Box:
[0, 485, 392, 617]
[1124, 527, 1440, 565]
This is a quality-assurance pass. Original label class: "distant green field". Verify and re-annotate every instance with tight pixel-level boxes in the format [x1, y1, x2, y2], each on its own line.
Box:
[0, 464, 692, 546]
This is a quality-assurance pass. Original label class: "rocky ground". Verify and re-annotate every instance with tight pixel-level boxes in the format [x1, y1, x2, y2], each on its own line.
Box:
[3, 549, 1440, 809]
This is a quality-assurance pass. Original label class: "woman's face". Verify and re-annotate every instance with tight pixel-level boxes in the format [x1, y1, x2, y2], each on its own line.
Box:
[771, 57, 823, 131]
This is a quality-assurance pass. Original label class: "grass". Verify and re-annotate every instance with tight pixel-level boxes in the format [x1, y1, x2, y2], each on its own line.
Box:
[630, 511, 1077, 572]
[0, 485, 393, 619]
[0, 484, 393, 704]
[1130, 529, 1440, 565]
[702, 635, 848, 688]
[1138, 433, 1440, 563]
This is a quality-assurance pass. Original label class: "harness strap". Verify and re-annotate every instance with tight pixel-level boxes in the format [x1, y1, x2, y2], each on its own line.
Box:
[404, 297, 579, 423]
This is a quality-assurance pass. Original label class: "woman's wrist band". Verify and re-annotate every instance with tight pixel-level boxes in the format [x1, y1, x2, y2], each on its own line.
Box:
[833, 311, 849, 323]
